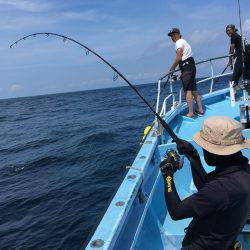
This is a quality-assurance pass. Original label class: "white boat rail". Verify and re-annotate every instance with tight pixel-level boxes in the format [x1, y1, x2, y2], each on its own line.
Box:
[156, 55, 233, 117]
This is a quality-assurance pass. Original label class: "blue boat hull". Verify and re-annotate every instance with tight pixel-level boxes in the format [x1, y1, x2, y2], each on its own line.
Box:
[85, 88, 250, 249]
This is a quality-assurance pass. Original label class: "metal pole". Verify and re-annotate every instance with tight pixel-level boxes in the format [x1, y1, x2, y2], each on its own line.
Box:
[209, 60, 214, 93]
[156, 80, 161, 114]
[237, 0, 246, 82]
[237, 0, 249, 101]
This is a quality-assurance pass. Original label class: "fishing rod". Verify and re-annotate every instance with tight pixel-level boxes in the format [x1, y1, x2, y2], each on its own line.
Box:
[163, 75, 171, 88]
[10, 32, 180, 143]
[159, 55, 231, 82]
[213, 64, 231, 84]
[221, 64, 230, 75]
[11, 33, 208, 187]
[163, 74, 178, 89]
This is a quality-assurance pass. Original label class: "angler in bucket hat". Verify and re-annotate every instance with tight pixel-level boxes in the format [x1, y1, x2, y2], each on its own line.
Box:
[160, 116, 250, 250]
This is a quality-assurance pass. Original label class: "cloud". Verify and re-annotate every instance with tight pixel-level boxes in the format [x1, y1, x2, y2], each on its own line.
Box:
[167, 1, 226, 21]
[61, 10, 98, 22]
[243, 19, 250, 34]
[189, 30, 219, 45]
[140, 39, 172, 58]
[0, 0, 51, 12]
[0, 15, 57, 30]
[0, 10, 101, 30]
[126, 71, 162, 81]
[10, 84, 22, 91]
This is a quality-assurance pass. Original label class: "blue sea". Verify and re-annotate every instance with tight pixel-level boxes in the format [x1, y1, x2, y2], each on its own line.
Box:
[0, 79, 228, 249]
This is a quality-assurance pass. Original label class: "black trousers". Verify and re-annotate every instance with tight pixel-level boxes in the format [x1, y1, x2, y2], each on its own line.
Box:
[180, 57, 197, 92]
[232, 54, 250, 84]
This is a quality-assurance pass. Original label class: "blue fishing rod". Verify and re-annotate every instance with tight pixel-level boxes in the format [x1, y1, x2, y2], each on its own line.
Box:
[10, 32, 181, 144]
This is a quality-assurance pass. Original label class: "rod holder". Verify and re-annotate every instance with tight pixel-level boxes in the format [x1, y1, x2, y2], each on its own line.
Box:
[240, 104, 250, 128]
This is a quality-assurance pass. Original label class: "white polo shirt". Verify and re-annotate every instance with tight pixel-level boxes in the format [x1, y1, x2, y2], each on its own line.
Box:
[175, 38, 192, 61]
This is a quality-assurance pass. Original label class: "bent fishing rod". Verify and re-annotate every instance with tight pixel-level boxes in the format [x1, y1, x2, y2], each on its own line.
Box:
[10, 32, 180, 143]
[11, 33, 208, 184]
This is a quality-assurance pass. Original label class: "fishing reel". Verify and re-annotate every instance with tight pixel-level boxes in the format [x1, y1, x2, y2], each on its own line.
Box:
[162, 149, 183, 173]
[169, 74, 178, 83]
[163, 74, 178, 88]
[238, 79, 250, 128]
[243, 79, 250, 94]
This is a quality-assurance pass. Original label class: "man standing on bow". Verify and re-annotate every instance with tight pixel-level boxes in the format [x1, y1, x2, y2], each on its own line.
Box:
[226, 24, 250, 87]
[168, 28, 204, 118]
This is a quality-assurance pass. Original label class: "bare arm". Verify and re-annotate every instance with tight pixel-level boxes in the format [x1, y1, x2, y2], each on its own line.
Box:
[170, 48, 183, 70]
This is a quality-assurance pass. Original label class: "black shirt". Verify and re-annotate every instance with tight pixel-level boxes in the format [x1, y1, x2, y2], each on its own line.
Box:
[182, 164, 250, 250]
[231, 32, 242, 56]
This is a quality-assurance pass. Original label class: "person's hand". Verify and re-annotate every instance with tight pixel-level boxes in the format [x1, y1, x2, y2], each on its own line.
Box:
[228, 61, 233, 71]
[232, 81, 238, 88]
[160, 158, 175, 177]
[179, 72, 183, 79]
[227, 58, 233, 70]
[169, 68, 174, 77]
[160, 149, 183, 176]
[176, 139, 199, 161]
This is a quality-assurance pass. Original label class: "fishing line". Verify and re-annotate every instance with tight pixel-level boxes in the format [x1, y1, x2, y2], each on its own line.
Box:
[10, 32, 180, 143]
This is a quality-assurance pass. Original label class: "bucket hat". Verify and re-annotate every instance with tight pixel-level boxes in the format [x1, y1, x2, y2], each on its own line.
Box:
[193, 116, 250, 155]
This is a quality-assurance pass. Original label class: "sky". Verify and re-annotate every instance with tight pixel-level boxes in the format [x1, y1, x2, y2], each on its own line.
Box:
[0, 0, 250, 99]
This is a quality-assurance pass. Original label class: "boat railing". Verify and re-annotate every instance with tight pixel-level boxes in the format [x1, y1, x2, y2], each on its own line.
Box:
[156, 55, 233, 116]
[159, 94, 174, 116]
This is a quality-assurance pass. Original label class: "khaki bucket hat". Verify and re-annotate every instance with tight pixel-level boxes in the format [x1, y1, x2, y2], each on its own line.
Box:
[193, 116, 250, 155]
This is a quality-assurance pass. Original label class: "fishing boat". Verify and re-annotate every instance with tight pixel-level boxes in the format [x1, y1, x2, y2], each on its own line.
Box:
[84, 55, 250, 249]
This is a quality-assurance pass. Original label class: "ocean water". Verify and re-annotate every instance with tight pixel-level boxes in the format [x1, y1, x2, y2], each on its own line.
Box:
[0, 80, 228, 249]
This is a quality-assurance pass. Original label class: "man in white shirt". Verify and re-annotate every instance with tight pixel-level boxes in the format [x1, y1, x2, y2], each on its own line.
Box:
[168, 28, 204, 118]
